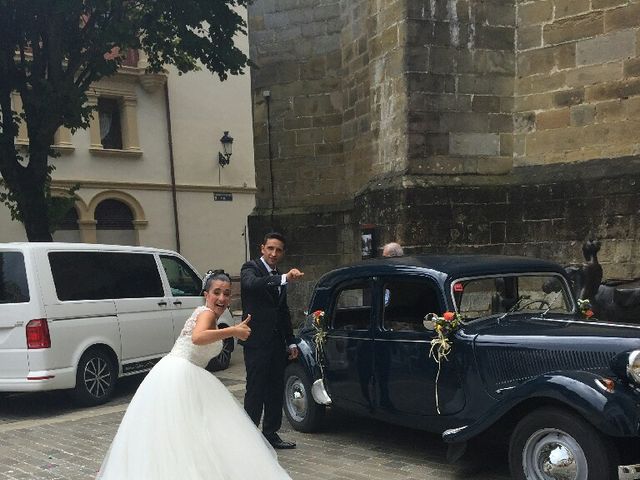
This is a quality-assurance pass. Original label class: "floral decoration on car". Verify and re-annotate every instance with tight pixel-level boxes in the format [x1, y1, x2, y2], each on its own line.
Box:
[424, 311, 462, 414]
[577, 298, 594, 318]
[311, 310, 327, 375]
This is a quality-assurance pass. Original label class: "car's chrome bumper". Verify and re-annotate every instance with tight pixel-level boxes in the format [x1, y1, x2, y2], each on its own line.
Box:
[619, 464, 640, 480]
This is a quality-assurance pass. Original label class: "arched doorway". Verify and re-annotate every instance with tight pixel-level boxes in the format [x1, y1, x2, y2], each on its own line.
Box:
[95, 199, 137, 245]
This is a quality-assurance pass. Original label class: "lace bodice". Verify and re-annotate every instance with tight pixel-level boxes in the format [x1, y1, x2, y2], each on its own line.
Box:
[169, 306, 223, 368]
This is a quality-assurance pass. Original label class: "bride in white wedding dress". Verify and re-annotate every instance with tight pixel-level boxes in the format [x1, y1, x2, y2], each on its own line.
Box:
[97, 270, 292, 480]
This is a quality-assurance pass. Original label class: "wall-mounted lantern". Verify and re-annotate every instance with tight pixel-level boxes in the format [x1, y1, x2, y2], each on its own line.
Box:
[218, 131, 233, 167]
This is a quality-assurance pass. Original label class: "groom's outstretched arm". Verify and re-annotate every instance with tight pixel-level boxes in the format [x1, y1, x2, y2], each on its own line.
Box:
[240, 260, 281, 291]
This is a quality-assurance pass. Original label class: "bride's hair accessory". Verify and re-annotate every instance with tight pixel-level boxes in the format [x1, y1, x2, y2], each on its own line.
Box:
[201, 269, 232, 293]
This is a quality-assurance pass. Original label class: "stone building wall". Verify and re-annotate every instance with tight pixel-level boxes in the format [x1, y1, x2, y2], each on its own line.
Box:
[406, 0, 515, 175]
[515, 0, 640, 165]
[356, 158, 640, 279]
[248, 0, 344, 210]
[246, 0, 640, 319]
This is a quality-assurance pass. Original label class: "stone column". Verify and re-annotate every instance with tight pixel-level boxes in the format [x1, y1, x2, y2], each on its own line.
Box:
[121, 96, 141, 153]
[132, 219, 148, 246]
[54, 127, 74, 150]
[78, 219, 97, 243]
[11, 93, 29, 145]
[87, 94, 102, 149]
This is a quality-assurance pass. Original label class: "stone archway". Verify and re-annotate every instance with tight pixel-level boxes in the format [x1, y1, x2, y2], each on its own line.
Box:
[50, 188, 91, 243]
[87, 191, 148, 245]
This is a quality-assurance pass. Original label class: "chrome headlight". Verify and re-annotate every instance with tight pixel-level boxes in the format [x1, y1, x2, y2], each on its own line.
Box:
[628, 350, 640, 384]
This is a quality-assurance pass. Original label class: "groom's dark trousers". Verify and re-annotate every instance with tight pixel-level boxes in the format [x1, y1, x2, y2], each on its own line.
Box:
[239, 259, 294, 436]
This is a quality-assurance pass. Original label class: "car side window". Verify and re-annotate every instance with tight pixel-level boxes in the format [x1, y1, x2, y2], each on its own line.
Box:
[111, 254, 164, 298]
[50, 252, 116, 300]
[383, 278, 441, 332]
[331, 282, 371, 331]
[49, 252, 163, 300]
[0, 252, 30, 304]
[160, 255, 201, 296]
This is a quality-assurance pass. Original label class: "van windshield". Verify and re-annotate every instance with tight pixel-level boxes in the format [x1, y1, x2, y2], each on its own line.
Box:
[0, 252, 30, 304]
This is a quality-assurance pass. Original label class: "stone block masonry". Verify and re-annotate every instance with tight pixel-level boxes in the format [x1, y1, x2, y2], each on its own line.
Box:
[516, 0, 640, 166]
[247, 0, 640, 317]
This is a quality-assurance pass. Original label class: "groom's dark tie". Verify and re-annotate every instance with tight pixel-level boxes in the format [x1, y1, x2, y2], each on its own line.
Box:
[271, 269, 281, 295]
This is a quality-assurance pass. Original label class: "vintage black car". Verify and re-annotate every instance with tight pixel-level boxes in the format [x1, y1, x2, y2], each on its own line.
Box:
[284, 255, 640, 480]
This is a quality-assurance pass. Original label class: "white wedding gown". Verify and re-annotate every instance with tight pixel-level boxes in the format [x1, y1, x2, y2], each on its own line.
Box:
[97, 306, 291, 480]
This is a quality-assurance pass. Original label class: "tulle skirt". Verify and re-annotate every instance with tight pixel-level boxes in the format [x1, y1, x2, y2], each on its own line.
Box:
[97, 355, 291, 480]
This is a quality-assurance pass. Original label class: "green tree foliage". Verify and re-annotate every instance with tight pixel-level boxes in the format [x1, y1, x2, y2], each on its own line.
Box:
[0, 0, 249, 241]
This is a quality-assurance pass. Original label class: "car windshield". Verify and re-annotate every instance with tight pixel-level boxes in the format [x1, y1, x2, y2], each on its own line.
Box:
[453, 274, 573, 321]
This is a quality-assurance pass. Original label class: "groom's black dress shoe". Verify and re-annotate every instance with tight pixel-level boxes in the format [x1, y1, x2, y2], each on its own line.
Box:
[265, 433, 296, 449]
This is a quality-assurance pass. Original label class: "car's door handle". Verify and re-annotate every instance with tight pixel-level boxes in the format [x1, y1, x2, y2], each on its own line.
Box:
[173, 300, 182, 306]
[158, 301, 168, 306]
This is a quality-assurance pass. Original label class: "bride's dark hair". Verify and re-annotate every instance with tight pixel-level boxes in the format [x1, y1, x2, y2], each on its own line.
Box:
[201, 269, 231, 294]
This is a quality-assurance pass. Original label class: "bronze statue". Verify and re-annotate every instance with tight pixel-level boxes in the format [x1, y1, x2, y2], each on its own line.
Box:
[565, 240, 640, 324]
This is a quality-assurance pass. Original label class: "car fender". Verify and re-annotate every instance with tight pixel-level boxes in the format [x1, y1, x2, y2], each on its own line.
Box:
[294, 338, 320, 381]
[443, 370, 640, 443]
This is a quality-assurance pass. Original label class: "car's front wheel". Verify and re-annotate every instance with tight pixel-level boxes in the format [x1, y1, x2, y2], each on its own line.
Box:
[283, 363, 325, 433]
[71, 348, 117, 406]
[508, 406, 618, 480]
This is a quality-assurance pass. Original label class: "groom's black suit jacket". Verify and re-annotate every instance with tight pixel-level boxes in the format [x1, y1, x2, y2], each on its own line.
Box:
[239, 258, 294, 349]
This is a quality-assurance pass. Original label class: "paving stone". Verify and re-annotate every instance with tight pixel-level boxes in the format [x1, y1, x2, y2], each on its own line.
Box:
[0, 353, 510, 480]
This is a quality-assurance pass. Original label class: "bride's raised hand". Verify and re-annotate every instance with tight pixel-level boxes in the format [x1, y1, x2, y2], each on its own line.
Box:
[234, 314, 251, 341]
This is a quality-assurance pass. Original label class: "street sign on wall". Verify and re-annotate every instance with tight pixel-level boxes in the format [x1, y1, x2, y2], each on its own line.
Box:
[213, 192, 233, 202]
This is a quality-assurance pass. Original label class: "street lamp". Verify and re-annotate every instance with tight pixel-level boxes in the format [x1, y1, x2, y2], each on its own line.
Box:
[218, 131, 233, 167]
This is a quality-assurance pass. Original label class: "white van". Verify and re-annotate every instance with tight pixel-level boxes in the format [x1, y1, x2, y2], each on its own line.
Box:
[0, 242, 236, 405]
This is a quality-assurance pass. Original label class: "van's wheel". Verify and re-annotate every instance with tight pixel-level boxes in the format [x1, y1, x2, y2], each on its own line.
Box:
[71, 348, 117, 406]
[508, 407, 618, 480]
[283, 363, 325, 433]
[206, 336, 234, 372]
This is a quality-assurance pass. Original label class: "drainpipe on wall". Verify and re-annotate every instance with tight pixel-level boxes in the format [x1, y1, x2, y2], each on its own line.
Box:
[164, 80, 181, 253]
[263, 90, 275, 225]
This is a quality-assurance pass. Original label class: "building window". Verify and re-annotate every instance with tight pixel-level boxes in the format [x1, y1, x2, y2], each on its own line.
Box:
[122, 49, 139, 67]
[88, 90, 141, 157]
[98, 98, 123, 150]
[95, 199, 136, 245]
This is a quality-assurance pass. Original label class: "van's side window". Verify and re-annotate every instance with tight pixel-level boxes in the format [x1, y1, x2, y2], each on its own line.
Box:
[49, 252, 163, 300]
[0, 252, 30, 304]
[160, 256, 201, 296]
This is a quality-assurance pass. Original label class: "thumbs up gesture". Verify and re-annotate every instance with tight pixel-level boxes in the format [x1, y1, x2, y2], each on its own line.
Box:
[234, 314, 252, 341]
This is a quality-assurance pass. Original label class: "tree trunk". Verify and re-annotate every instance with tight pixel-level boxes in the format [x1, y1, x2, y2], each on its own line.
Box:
[19, 145, 53, 242]
[20, 185, 52, 241]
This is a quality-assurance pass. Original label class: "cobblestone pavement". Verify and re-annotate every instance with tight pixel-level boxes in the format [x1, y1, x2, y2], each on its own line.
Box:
[0, 350, 510, 480]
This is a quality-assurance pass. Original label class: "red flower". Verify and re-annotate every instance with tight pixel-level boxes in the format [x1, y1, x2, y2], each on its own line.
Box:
[443, 311, 455, 322]
[585, 309, 594, 318]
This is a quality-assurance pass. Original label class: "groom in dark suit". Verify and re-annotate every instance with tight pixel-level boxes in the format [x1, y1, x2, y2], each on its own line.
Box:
[240, 232, 303, 449]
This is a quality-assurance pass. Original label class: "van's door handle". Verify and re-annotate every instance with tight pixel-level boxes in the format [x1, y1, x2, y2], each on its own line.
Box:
[173, 300, 182, 306]
[158, 301, 168, 306]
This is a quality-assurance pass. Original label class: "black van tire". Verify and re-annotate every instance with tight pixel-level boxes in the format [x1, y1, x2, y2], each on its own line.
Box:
[71, 348, 117, 406]
[283, 363, 325, 433]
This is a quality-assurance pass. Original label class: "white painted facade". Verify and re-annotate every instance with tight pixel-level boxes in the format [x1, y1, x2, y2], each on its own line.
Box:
[1, 29, 255, 277]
